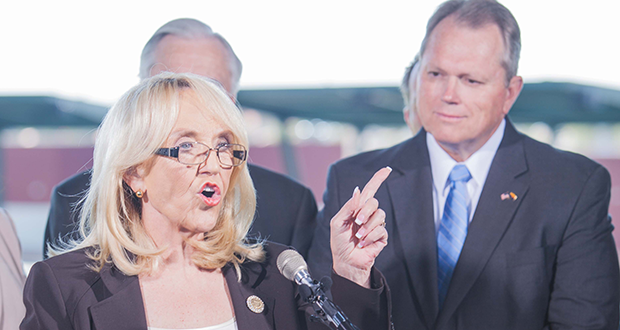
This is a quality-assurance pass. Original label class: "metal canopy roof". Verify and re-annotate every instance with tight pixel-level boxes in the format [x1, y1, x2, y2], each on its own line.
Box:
[237, 82, 620, 128]
[0, 96, 108, 128]
[509, 82, 620, 126]
[1, 82, 618, 129]
[238, 86, 405, 127]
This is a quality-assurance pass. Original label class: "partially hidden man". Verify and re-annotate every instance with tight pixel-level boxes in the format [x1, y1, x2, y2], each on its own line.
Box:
[308, 0, 620, 329]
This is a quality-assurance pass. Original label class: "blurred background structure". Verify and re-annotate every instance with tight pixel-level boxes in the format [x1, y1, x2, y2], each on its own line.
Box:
[4, 83, 620, 264]
[1, 0, 619, 267]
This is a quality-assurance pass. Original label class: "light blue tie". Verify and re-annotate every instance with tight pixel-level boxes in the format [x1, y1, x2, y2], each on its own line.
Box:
[437, 164, 471, 309]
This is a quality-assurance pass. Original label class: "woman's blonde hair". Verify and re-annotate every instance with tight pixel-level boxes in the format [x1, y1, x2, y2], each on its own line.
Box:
[50, 73, 263, 277]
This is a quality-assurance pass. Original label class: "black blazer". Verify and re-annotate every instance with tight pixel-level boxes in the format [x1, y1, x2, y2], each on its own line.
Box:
[45, 164, 317, 258]
[22, 243, 390, 330]
[308, 119, 619, 329]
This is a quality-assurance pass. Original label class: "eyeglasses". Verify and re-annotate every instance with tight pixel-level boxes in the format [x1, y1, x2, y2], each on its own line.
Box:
[155, 142, 247, 167]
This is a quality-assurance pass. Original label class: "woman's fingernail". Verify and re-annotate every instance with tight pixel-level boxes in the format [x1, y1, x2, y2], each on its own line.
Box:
[357, 240, 365, 248]
[352, 186, 360, 197]
[355, 227, 366, 239]
[354, 213, 365, 225]
[386, 166, 392, 171]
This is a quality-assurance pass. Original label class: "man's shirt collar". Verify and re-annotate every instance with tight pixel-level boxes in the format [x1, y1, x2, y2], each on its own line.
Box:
[427, 118, 506, 195]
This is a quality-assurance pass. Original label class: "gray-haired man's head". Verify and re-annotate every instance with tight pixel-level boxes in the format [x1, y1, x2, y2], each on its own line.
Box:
[139, 18, 242, 96]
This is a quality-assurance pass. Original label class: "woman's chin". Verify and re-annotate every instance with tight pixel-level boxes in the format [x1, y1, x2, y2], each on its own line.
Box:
[183, 219, 218, 237]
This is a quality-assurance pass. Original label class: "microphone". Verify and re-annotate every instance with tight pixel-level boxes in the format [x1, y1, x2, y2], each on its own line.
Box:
[277, 249, 360, 330]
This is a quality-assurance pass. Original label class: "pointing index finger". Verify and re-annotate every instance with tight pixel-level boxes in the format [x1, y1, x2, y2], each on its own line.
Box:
[360, 166, 392, 203]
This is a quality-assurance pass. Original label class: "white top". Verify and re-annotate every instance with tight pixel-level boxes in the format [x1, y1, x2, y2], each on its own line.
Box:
[148, 318, 238, 330]
[427, 119, 506, 234]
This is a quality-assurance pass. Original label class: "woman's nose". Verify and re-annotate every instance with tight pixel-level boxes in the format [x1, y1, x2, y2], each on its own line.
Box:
[198, 149, 221, 174]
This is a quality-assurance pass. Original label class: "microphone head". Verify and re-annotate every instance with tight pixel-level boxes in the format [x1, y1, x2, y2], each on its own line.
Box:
[276, 249, 308, 281]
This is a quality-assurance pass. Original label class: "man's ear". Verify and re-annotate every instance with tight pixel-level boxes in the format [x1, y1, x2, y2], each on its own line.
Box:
[403, 106, 421, 134]
[403, 106, 411, 125]
[123, 166, 146, 195]
[503, 75, 523, 115]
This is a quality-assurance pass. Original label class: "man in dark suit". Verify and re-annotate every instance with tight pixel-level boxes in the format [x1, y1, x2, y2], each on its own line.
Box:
[45, 18, 317, 259]
[308, 1, 620, 329]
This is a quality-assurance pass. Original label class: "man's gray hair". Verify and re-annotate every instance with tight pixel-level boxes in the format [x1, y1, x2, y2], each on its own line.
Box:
[139, 18, 242, 85]
[400, 55, 420, 106]
[419, 0, 521, 85]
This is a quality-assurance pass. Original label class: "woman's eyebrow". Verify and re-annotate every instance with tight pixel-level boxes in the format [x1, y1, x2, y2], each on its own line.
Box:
[169, 129, 199, 140]
[168, 128, 233, 144]
[217, 130, 234, 141]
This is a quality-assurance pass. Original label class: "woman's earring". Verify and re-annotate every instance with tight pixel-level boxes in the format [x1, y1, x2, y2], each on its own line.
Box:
[135, 190, 143, 199]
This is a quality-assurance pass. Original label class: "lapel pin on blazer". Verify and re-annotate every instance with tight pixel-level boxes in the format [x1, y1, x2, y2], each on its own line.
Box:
[246, 295, 265, 314]
[501, 192, 518, 201]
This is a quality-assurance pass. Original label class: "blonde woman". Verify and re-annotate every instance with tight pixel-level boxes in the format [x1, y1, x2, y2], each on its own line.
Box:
[21, 73, 391, 330]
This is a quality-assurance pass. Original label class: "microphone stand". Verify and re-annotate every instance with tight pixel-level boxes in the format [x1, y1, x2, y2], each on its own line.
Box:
[300, 276, 360, 330]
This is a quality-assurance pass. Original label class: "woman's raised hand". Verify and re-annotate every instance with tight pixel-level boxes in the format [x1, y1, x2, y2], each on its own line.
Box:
[330, 167, 391, 288]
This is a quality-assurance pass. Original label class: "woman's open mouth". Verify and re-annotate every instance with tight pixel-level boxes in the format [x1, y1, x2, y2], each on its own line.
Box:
[200, 183, 221, 206]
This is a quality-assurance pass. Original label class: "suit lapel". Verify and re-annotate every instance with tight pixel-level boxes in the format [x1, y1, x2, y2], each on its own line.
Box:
[387, 132, 439, 328]
[223, 263, 274, 330]
[89, 260, 274, 330]
[89, 265, 148, 330]
[436, 120, 530, 328]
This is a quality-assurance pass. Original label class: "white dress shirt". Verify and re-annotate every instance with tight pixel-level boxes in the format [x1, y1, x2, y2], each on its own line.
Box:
[427, 119, 506, 234]
[149, 318, 237, 330]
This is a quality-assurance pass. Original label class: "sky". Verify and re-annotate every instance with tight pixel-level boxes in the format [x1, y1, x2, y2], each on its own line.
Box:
[1, 0, 619, 106]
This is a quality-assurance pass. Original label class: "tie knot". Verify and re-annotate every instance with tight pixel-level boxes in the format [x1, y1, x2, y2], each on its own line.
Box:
[449, 164, 471, 183]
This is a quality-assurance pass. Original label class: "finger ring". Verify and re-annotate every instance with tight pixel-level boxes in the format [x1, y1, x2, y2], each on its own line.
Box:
[381, 221, 386, 227]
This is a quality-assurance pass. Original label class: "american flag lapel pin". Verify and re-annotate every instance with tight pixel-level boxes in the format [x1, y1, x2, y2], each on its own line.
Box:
[501, 192, 518, 201]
